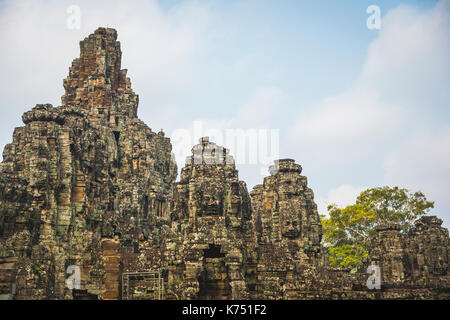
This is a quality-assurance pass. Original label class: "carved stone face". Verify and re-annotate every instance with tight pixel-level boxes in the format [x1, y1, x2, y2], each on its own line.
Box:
[281, 216, 301, 239]
[278, 199, 302, 240]
[279, 203, 301, 240]
[202, 193, 220, 215]
[31, 186, 46, 207]
[229, 182, 241, 215]
[278, 176, 300, 200]
[197, 182, 223, 216]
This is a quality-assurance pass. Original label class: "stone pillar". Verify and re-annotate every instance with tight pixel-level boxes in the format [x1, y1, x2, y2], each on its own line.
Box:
[101, 238, 121, 300]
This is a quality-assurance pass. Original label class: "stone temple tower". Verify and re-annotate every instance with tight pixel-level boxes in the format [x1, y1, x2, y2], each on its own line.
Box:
[250, 159, 323, 299]
[0, 27, 177, 299]
[62, 28, 138, 119]
[251, 159, 322, 260]
[165, 137, 258, 299]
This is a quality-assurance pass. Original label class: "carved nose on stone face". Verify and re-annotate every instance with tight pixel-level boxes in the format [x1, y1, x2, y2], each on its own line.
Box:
[283, 219, 301, 239]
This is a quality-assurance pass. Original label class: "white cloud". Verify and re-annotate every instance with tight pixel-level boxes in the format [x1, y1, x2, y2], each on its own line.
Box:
[169, 86, 284, 185]
[292, 87, 402, 144]
[0, 0, 213, 101]
[316, 184, 366, 216]
[289, 1, 450, 222]
[291, 0, 450, 147]
[170, 86, 284, 148]
[384, 126, 450, 226]
[234, 86, 285, 128]
[0, 0, 214, 161]
[186, 86, 285, 132]
[361, 0, 450, 110]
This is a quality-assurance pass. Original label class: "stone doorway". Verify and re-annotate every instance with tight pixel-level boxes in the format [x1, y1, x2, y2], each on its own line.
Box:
[198, 244, 231, 300]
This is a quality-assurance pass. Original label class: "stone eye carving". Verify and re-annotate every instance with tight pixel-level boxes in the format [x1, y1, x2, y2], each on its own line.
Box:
[199, 188, 222, 216]
[281, 216, 301, 240]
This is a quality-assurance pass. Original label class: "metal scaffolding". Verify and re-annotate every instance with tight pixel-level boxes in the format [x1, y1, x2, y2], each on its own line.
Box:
[121, 271, 164, 300]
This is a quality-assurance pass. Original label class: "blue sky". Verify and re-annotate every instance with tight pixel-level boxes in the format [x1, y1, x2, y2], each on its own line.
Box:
[0, 0, 449, 226]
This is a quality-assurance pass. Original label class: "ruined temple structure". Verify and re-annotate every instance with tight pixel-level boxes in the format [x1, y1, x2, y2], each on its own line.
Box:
[0, 28, 177, 299]
[249, 159, 325, 299]
[165, 137, 257, 300]
[0, 28, 449, 300]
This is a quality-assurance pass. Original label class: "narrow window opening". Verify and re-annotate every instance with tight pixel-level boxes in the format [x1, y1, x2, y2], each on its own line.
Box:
[113, 131, 120, 145]
[203, 244, 225, 258]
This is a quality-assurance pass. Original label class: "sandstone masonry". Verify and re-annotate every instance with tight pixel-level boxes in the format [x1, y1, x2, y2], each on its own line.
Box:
[0, 28, 448, 300]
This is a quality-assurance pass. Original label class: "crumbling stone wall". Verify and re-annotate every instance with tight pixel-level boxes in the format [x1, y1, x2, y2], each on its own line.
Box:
[366, 224, 407, 284]
[352, 216, 450, 299]
[406, 216, 449, 287]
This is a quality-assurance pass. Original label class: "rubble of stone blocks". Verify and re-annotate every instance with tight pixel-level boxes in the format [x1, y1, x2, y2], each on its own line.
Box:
[0, 27, 449, 300]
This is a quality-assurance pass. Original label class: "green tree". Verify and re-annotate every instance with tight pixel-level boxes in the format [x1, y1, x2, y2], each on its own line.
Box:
[321, 186, 434, 269]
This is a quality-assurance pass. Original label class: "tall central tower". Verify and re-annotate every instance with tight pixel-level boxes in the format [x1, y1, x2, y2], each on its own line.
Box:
[0, 27, 177, 300]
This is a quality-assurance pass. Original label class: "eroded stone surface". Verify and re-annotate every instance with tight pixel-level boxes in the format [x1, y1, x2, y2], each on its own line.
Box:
[354, 216, 450, 294]
[0, 27, 176, 299]
[0, 28, 449, 300]
[165, 137, 257, 300]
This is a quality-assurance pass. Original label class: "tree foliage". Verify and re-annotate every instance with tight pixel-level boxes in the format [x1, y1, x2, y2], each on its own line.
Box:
[321, 186, 434, 269]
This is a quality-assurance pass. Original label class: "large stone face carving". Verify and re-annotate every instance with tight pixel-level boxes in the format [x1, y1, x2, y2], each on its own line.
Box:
[280, 208, 301, 240]
[252, 159, 322, 256]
